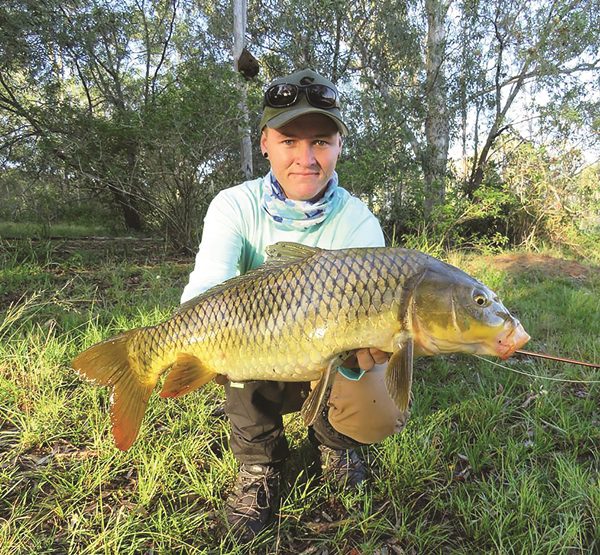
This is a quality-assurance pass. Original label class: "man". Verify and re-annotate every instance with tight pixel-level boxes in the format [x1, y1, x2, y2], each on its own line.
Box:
[182, 69, 407, 540]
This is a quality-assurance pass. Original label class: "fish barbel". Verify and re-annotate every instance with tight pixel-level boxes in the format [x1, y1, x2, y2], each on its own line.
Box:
[72, 242, 530, 450]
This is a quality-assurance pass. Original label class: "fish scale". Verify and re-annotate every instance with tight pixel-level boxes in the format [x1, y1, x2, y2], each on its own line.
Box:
[130, 248, 405, 382]
[72, 242, 530, 450]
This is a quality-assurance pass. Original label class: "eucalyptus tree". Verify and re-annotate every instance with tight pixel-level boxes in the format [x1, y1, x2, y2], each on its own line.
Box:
[454, 0, 600, 197]
[342, 0, 599, 225]
[1, 0, 172, 229]
[323, 0, 450, 222]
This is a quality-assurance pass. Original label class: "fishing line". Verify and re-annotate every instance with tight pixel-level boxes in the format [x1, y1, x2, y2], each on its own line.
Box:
[472, 354, 600, 384]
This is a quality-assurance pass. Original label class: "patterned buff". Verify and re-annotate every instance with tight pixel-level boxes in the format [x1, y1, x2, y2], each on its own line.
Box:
[262, 172, 342, 230]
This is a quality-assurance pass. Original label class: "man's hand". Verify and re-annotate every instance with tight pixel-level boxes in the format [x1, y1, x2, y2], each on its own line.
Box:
[343, 348, 389, 371]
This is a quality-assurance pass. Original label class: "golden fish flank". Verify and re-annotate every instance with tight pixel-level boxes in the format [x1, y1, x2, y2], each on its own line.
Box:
[72, 242, 530, 450]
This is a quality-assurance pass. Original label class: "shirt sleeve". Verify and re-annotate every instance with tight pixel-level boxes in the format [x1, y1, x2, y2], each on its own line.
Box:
[180, 192, 244, 304]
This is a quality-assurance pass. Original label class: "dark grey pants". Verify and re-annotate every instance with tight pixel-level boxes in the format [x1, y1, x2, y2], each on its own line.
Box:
[224, 380, 363, 465]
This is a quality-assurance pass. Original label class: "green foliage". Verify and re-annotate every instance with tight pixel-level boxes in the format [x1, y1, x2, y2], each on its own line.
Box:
[0, 169, 117, 233]
[490, 138, 599, 247]
[406, 138, 600, 253]
[139, 62, 243, 250]
[0, 0, 250, 248]
[0, 0, 598, 250]
[338, 105, 425, 240]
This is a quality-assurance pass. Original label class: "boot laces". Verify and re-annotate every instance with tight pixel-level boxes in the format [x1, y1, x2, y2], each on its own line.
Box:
[228, 464, 279, 518]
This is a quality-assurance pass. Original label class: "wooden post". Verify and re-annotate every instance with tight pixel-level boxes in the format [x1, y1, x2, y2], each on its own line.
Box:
[233, 0, 253, 179]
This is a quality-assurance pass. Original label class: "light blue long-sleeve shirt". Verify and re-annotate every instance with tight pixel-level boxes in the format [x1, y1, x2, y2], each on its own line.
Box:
[181, 175, 385, 303]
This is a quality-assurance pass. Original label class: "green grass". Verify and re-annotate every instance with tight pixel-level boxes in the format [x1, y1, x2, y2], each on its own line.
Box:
[0, 221, 119, 239]
[1, 238, 599, 553]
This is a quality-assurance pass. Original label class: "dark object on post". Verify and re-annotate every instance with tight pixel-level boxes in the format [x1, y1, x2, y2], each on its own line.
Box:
[237, 47, 259, 80]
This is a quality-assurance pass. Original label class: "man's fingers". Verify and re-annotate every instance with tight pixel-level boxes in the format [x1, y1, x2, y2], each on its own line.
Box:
[356, 348, 375, 370]
[346, 349, 389, 371]
[371, 348, 389, 364]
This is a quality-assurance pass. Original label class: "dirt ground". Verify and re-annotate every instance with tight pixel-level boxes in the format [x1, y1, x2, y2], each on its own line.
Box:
[486, 252, 599, 280]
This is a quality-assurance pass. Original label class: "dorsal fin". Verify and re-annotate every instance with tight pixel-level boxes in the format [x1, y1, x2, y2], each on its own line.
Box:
[265, 242, 321, 263]
[177, 242, 322, 313]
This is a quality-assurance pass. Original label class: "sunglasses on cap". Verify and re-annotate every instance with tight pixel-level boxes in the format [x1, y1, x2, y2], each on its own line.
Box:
[263, 83, 340, 109]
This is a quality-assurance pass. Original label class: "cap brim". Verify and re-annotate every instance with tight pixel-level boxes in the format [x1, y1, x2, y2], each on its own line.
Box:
[266, 106, 349, 136]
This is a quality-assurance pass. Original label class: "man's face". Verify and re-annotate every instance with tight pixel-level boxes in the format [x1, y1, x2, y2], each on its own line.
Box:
[261, 113, 342, 201]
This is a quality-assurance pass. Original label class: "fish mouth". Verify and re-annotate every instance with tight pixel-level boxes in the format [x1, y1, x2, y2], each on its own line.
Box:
[495, 321, 530, 359]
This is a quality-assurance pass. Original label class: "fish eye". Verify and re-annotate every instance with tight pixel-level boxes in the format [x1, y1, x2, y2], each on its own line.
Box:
[473, 292, 490, 307]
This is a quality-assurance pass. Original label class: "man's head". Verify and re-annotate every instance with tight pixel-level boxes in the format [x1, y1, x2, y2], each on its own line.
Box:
[260, 69, 347, 202]
[261, 114, 342, 202]
[260, 69, 348, 136]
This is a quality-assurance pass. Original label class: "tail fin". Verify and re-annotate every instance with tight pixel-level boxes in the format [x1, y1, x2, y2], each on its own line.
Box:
[72, 332, 154, 451]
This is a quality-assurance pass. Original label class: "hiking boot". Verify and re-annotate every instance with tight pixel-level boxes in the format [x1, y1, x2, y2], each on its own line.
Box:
[225, 463, 281, 541]
[318, 445, 367, 488]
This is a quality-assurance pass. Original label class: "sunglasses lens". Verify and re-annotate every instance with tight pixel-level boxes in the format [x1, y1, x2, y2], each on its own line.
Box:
[265, 84, 298, 107]
[306, 85, 338, 108]
[264, 83, 339, 109]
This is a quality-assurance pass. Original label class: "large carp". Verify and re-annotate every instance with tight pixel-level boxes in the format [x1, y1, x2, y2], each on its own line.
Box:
[72, 242, 530, 450]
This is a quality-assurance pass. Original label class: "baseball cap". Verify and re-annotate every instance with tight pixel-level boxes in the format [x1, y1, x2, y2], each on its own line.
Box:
[260, 69, 349, 136]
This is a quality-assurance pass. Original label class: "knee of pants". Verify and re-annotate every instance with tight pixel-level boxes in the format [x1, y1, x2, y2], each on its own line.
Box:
[326, 364, 410, 444]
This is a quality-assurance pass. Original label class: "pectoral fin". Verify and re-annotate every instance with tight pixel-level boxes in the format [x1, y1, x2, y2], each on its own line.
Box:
[300, 356, 342, 426]
[160, 353, 216, 398]
[385, 338, 414, 412]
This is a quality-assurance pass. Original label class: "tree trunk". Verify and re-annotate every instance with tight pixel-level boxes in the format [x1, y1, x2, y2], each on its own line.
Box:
[108, 184, 143, 231]
[423, 0, 450, 218]
[233, 0, 253, 180]
[121, 202, 143, 231]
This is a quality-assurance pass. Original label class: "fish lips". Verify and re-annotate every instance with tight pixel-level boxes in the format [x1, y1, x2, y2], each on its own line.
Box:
[494, 320, 530, 359]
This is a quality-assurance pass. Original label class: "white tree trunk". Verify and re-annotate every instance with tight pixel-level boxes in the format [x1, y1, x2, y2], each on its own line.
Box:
[233, 0, 253, 179]
[423, 0, 450, 217]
